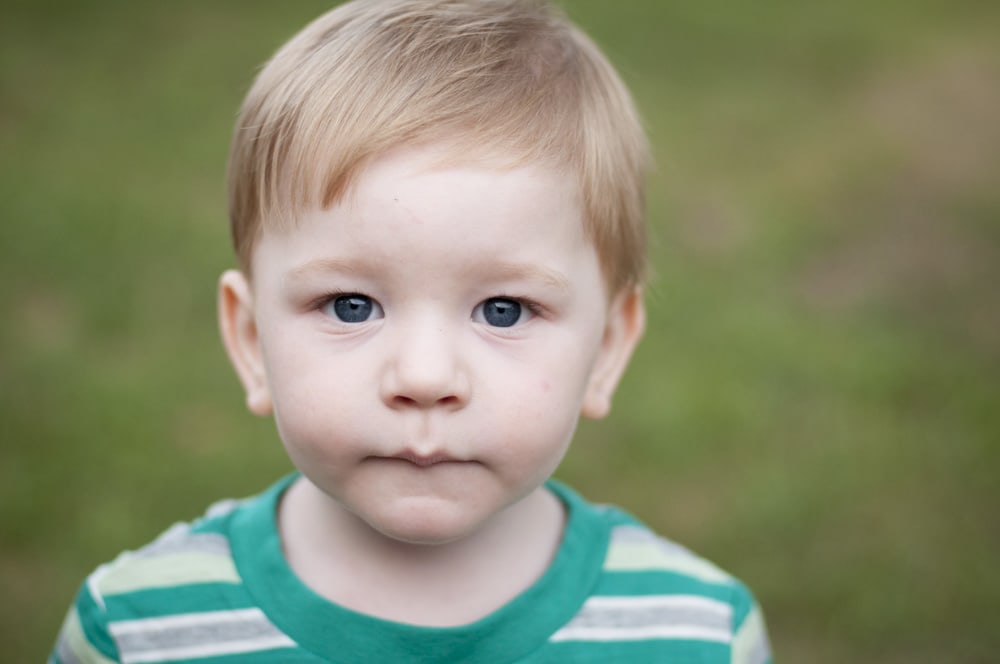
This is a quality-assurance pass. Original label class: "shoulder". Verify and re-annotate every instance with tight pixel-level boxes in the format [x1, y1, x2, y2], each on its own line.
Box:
[51, 485, 283, 664]
[556, 483, 749, 595]
[602, 514, 764, 631]
[86, 496, 246, 604]
[555, 489, 773, 663]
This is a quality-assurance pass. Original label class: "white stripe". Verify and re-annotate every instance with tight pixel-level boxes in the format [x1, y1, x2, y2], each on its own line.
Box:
[604, 542, 732, 582]
[123, 634, 296, 663]
[580, 594, 731, 615]
[110, 607, 267, 636]
[551, 624, 732, 644]
[550, 595, 733, 644]
[88, 564, 112, 610]
[732, 606, 771, 664]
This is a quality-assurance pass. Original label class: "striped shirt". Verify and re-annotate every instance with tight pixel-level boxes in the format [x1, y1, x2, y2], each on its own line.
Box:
[51, 476, 772, 663]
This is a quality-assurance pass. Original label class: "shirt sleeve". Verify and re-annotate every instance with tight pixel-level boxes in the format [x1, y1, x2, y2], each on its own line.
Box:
[730, 581, 773, 664]
[50, 577, 121, 664]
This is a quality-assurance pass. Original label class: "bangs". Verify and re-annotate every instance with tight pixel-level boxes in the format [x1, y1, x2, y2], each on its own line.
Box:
[228, 0, 647, 292]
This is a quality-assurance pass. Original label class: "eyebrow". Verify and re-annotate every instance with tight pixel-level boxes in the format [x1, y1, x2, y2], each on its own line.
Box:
[284, 257, 571, 293]
[485, 261, 572, 293]
[285, 257, 368, 284]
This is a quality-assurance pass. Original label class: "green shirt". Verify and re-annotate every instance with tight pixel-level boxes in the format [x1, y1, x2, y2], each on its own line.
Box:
[52, 476, 772, 663]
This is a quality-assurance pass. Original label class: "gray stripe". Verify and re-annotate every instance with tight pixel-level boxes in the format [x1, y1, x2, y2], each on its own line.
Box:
[749, 635, 772, 664]
[565, 603, 730, 632]
[136, 530, 231, 559]
[55, 635, 83, 664]
[610, 524, 693, 557]
[129, 498, 242, 559]
[112, 611, 285, 656]
[203, 498, 242, 520]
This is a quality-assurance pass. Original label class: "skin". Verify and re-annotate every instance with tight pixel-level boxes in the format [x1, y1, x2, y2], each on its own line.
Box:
[219, 143, 645, 625]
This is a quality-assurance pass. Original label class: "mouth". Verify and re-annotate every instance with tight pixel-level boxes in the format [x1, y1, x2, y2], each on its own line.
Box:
[385, 451, 465, 468]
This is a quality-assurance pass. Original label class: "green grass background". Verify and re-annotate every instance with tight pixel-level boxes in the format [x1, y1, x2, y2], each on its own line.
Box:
[2, 1, 998, 661]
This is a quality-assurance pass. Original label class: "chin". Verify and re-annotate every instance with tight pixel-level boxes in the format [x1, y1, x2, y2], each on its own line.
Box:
[365, 500, 490, 547]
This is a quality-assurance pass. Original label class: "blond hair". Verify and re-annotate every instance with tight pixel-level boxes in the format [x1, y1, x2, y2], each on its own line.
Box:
[227, 0, 649, 293]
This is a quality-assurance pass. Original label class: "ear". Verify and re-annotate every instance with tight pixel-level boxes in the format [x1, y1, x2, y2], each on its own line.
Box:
[581, 287, 646, 419]
[218, 269, 272, 416]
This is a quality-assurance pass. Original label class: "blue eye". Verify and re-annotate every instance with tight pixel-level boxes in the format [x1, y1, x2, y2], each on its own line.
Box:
[324, 294, 383, 323]
[478, 298, 523, 328]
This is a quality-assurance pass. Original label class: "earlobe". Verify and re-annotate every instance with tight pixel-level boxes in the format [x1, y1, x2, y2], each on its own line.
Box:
[218, 270, 272, 416]
[581, 287, 645, 419]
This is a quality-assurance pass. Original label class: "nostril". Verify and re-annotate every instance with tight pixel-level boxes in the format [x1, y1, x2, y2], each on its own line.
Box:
[391, 394, 462, 409]
[392, 395, 419, 408]
[381, 350, 470, 409]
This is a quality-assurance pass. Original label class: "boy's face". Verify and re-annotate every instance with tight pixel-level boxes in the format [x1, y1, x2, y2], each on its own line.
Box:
[220, 144, 643, 546]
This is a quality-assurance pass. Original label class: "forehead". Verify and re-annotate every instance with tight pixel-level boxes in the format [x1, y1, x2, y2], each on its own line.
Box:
[250, 144, 599, 288]
[354, 142, 579, 210]
[262, 141, 584, 241]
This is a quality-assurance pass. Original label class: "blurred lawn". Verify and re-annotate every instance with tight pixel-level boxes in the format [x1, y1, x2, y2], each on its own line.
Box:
[2, 1, 998, 661]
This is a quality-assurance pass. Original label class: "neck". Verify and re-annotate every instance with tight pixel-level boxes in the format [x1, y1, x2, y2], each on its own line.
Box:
[278, 477, 566, 626]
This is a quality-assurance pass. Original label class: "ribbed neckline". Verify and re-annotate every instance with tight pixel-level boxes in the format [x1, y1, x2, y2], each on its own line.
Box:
[230, 475, 610, 664]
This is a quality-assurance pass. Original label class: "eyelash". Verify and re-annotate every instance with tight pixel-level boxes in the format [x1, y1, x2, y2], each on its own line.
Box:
[307, 289, 358, 312]
[491, 294, 546, 318]
[308, 291, 547, 318]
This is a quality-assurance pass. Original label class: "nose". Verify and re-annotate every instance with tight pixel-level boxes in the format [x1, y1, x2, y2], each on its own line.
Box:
[380, 317, 470, 410]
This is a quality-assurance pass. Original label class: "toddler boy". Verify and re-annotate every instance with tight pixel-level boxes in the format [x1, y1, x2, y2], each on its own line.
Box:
[52, 1, 772, 662]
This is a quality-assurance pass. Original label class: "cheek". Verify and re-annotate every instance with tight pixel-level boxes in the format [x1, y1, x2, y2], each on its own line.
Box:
[498, 361, 589, 446]
[263, 347, 365, 452]
[539, 347, 596, 396]
[530, 338, 600, 405]
[521, 344, 600, 439]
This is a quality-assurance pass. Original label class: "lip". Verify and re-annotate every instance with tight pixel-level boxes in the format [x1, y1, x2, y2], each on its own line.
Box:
[386, 451, 465, 468]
